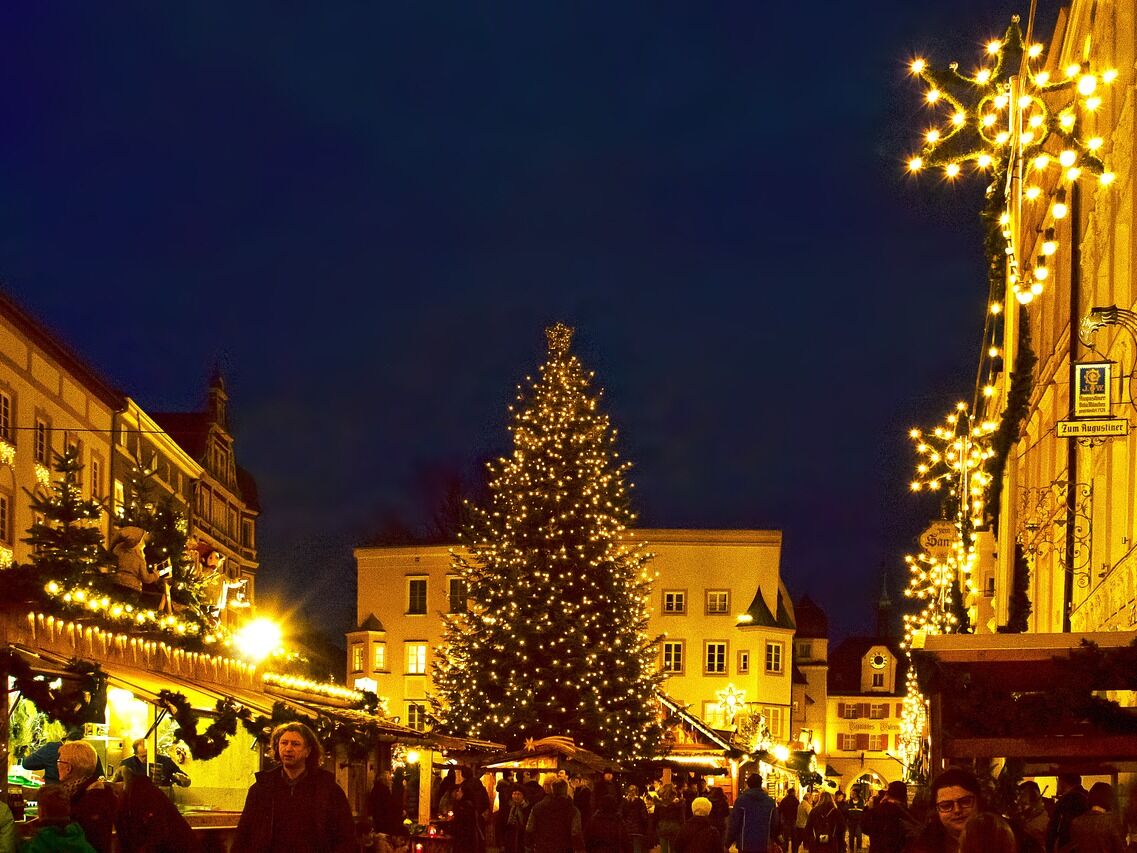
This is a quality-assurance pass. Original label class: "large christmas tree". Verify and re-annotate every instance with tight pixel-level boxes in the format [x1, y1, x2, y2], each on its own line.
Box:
[431, 324, 662, 760]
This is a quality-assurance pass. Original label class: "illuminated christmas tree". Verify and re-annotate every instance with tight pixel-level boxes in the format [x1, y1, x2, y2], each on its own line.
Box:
[431, 323, 663, 759]
[23, 448, 113, 583]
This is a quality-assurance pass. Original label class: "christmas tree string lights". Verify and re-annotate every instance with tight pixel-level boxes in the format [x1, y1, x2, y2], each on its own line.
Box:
[430, 324, 663, 760]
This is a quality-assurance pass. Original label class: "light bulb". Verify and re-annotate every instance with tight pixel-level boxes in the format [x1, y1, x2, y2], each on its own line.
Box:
[1078, 75, 1097, 96]
[1100, 172, 1116, 186]
[1059, 150, 1077, 167]
[926, 89, 941, 104]
[908, 157, 924, 172]
[910, 58, 927, 74]
[1034, 71, 1050, 85]
[945, 163, 961, 178]
[926, 128, 941, 143]
[1103, 69, 1119, 84]
[1066, 63, 1082, 79]
[986, 40, 1002, 55]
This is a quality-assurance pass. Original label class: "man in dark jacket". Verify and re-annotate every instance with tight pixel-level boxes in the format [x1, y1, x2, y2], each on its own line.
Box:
[1045, 773, 1089, 853]
[526, 779, 584, 853]
[233, 721, 356, 853]
[115, 769, 200, 853]
[860, 782, 918, 853]
[726, 773, 781, 853]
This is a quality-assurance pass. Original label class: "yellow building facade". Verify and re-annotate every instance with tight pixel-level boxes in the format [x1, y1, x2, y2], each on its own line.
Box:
[350, 529, 797, 740]
[0, 291, 122, 567]
[981, 2, 1137, 637]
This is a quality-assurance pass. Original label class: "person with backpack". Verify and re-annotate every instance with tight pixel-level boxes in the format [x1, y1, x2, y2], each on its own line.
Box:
[804, 792, 845, 853]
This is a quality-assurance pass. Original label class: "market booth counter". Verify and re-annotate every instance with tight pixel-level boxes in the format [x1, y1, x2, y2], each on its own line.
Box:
[1, 608, 442, 850]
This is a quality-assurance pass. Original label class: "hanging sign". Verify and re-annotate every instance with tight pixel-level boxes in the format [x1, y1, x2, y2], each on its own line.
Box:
[919, 520, 957, 560]
[1074, 361, 1112, 417]
[1057, 419, 1129, 438]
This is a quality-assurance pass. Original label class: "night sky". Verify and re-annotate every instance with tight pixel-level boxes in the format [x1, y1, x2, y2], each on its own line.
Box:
[1, 2, 1054, 646]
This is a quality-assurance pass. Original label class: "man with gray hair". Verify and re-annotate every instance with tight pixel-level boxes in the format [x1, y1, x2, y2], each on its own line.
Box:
[526, 778, 584, 853]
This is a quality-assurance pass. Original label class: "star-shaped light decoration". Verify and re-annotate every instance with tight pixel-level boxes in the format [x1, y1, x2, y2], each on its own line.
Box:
[905, 16, 1117, 304]
[908, 402, 997, 528]
[715, 683, 747, 726]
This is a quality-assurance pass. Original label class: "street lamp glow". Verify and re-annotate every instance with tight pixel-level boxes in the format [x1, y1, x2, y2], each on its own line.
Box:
[234, 617, 283, 663]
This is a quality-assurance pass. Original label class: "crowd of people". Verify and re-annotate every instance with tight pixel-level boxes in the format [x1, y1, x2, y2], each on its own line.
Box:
[5, 725, 1137, 853]
[366, 763, 1137, 853]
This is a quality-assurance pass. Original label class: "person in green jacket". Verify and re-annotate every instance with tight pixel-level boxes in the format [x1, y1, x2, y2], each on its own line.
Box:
[19, 786, 95, 853]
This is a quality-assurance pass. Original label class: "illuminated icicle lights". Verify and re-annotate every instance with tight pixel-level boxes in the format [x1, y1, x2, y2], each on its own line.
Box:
[430, 324, 663, 760]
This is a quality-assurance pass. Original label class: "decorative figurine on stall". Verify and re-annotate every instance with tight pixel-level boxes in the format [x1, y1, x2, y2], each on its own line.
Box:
[110, 526, 160, 592]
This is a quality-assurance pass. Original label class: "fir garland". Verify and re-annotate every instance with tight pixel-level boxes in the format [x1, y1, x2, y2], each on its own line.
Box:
[987, 310, 1037, 525]
[0, 650, 103, 729]
[241, 701, 384, 762]
[999, 542, 1032, 633]
[157, 690, 252, 761]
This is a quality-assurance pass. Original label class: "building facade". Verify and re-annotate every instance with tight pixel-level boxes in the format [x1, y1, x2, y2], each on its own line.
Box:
[0, 290, 260, 616]
[978, 0, 1137, 637]
[0, 291, 123, 567]
[350, 529, 797, 737]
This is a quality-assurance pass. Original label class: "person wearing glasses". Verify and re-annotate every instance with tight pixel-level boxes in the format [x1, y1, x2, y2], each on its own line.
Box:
[56, 741, 117, 853]
[904, 768, 982, 853]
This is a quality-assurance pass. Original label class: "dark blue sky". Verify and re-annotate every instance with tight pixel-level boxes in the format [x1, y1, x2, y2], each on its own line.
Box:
[0, 2, 1048, 644]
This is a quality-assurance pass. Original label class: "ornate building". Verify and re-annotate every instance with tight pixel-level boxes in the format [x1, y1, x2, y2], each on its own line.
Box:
[350, 528, 797, 737]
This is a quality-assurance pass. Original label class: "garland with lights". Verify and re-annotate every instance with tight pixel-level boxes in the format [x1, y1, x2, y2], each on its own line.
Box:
[905, 16, 1115, 307]
[0, 649, 104, 729]
[431, 323, 664, 760]
[157, 690, 252, 761]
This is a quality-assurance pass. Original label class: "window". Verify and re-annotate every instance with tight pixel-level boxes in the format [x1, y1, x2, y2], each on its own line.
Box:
[405, 642, 427, 675]
[0, 391, 11, 442]
[662, 641, 685, 674]
[407, 578, 428, 614]
[838, 734, 858, 751]
[870, 703, 889, 719]
[350, 644, 364, 673]
[114, 480, 125, 518]
[705, 590, 729, 614]
[871, 672, 885, 688]
[406, 702, 427, 731]
[868, 734, 889, 751]
[839, 703, 860, 719]
[34, 418, 50, 464]
[765, 641, 784, 674]
[0, 493, 10, 544]
[797, 641, 812, 659]
[662, 590, 686, 614]
[762, 706, 784, 738]
[372, 643, 387, 672]
[984, 576, 996, 597]
[702, 701, 726, 728]
[737, 650, 750, 674]
[704, 641, 727, 675]
[448, 577, 467, 613]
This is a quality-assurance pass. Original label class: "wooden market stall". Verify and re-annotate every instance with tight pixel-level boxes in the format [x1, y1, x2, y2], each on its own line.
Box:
[912, 631, 1137, 791]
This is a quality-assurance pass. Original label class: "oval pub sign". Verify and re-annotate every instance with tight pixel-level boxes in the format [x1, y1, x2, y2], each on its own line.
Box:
[919, 520, 957, 560]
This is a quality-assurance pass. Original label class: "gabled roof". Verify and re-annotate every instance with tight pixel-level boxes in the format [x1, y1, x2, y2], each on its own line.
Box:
[740, 587, 777, 627]
[794, 594, 829, 639]
[826, 636, 907, 696]
[656, 691, 736, 752]
[354, 613, 384, 632]
[740, 585, 795, 630]
[148, 411, 261, 512]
